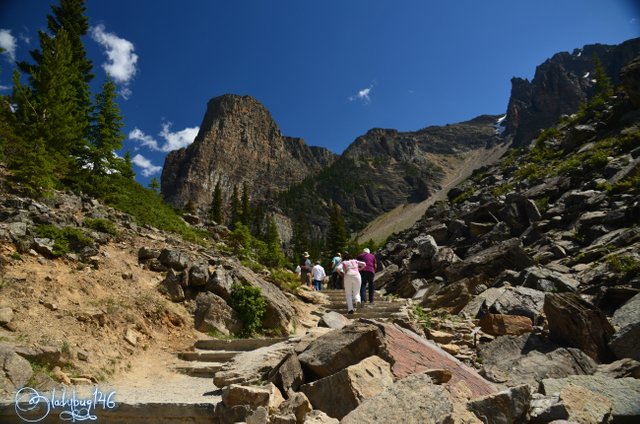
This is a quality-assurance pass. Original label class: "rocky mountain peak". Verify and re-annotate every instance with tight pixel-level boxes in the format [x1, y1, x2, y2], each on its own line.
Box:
[505, 37, 640, 147]
[161, 94, 336, 217]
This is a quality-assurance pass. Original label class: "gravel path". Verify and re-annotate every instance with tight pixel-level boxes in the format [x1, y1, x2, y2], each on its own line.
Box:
[104, 348, 221, 405]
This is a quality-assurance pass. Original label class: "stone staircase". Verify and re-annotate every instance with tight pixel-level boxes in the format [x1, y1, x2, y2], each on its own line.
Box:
[319, 289, 409, 320]
[172, 290, 408, 379]
[172, 337, 289, 378]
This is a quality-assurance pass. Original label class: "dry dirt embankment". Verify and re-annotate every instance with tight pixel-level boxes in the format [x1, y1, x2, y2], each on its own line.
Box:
[357, 142, 510, 244]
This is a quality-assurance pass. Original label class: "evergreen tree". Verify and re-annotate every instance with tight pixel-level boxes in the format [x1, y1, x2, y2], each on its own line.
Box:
[119, 151, 136, 180]
[90, 75, 124, 175]
[262, 215, 286, 267]
[7, 69, 57, 195]
[230, 185, 240, 228]
[252, 203, 265, 239]
[210, 180, 223, 224]
[26, 29, 85, 180]
[326, 202, 348, 257]
[19, 0, 93, 142]
[593, 55, 613, 99]
[149, 177, 160, 192]
[290, 213, 310, 262]
[240, 182, 251, 226]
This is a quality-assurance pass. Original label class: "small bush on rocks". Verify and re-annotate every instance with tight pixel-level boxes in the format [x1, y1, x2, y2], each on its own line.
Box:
[229, 283, 266, 337]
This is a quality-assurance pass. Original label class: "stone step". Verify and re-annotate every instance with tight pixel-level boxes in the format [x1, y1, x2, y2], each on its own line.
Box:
[342, 310, 407, 320]
[325, 303, 404, 311]
[0, 402, 217, 424]
[172, 361, 224, 378]
[177, 350, 241, 362]
[194, 337, 289, 351]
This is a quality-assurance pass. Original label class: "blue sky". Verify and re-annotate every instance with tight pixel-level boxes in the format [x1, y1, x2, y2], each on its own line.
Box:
[1, 0, 639, 186]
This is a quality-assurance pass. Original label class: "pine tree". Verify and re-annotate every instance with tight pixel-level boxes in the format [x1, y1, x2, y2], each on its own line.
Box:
[90, 75, 124, 175]
[32, 30, 84, 178]
[119, 151, 136, 180]
[593, 55, 613, 99]
[19, 0, 93, 141]
[210, 180, 223, 224]
[252, 203, 265, 239]
[230, 185, 240, 228]
[149, 177, 160, 192]
[290, 213, 310, 262]
[240, 182, 251, 226]
[262, 215, 286, 267]
[327, 202, 348, 257]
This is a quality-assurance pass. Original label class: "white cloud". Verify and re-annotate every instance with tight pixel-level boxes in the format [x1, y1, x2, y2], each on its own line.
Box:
[90, 24, 138, 98]
[0, 85, 11, 91]
[0, 29, 17, 62]
[129, 123, 199, 153]
[159, 123, 199, 151]
[132, 154, 162, 177]
[348, 82, 375, 103]
[129, 127, 160, 150]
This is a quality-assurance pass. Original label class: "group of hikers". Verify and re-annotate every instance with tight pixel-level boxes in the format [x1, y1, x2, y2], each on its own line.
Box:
[296, 248, 377, 315]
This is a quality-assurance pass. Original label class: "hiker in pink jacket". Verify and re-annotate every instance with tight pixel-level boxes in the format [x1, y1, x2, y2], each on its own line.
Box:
[337, 253, 366, 314]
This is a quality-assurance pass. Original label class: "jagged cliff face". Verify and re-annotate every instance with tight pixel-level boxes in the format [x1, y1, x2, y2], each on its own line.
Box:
[279, 115, 504, 233]
[161, 95, 337, 214]
[506, 38, 640, 147]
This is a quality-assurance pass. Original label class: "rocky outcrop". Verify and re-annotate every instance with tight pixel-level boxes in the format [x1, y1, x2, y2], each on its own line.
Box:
[505, 38, 640, 146]
[280, 115, 504, 234]
[161, 94, 337, 216]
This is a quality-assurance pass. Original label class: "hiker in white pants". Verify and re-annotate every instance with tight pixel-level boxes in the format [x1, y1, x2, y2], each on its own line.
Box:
[337, 253, 366, 314]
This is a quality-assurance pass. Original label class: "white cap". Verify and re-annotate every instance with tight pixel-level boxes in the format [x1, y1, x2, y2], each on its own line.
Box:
[363, 248, 370, 253]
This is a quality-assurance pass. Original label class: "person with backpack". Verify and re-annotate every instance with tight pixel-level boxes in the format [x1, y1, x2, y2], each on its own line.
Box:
[336, 253, 366, 314]
[357, 247, 377, 304]
[299, 252, 312, 289]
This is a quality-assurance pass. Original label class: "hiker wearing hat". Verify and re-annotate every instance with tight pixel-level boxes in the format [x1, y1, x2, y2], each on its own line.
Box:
[299, 252, 313, 289]
[357, 247, 377, 304]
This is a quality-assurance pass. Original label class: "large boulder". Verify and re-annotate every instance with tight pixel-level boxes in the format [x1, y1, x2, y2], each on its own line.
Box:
[0, 344, 33, 397]
[299, 355, 394, 419]
[467, 384, 531, 424]
[609, 293, 640, 361]
[341, 371, 454, 424]
[372, 321, 497, 398]
[268, 352, 305, 395]
[541, 375, 640, 424]
[544, 293, 615, 362]
[228, 263, 296, 333]
[478, 334, 597, 390]
[444, 238, 533, 283]
[214, 339, 297, 387]
[193, 292, 243, 336]
[297, 322, 382, 380]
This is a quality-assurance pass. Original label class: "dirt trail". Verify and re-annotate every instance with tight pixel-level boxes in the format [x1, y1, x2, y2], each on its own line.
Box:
[103, 346, 221, 405]
[357, 142, 510, 244]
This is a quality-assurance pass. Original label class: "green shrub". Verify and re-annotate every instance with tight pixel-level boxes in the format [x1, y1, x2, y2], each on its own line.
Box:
[534, 196, 550, 214]
[82, 174, 205, 244]
[269, 268, 301, 293]
[229, 283, 266, 337]
[606, 255, 640, 281]
[35, 225, 93, 256]
[84, 218, 118, 236]
[411, 304, 432, 330]
[584, 149, 609, 170]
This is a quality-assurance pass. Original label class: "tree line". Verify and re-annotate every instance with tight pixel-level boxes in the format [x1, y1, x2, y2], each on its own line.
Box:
[0, 0, 133, 196]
